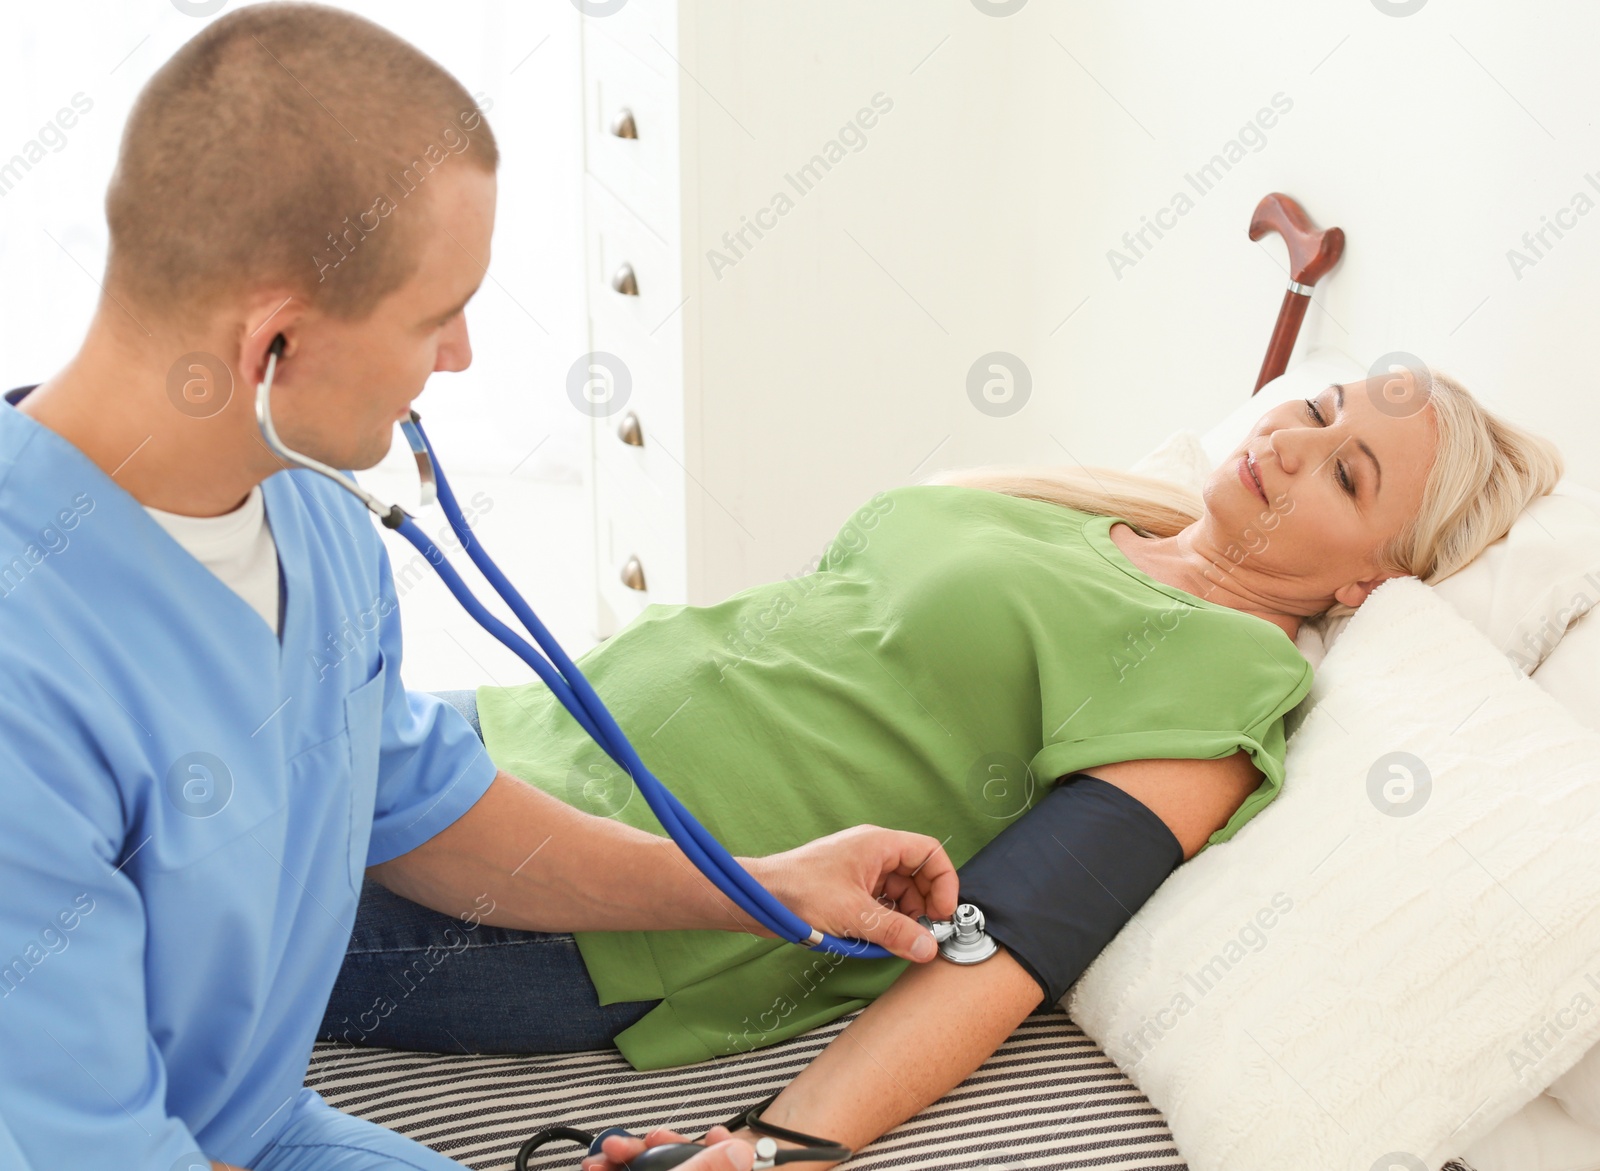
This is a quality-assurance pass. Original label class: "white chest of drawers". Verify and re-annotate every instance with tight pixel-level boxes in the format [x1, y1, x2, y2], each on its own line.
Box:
[575, 1, 990, 637]
[578, 3, 692, 635]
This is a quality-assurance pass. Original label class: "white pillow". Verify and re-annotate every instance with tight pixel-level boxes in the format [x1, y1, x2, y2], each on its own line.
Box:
[1304, 483, 1600, 677]
[1535, 608, 1600, 734]
[1197, 348, 1366, 468]
[1460, 1093, 1600, 1171]
[1128, 427, 1214, 496]
[1431, 483, 1600, 675]
[1550, 1040, 1600, 1139]
[1067, 577, 1600, 1171]
[1131, 347, 1368, 490]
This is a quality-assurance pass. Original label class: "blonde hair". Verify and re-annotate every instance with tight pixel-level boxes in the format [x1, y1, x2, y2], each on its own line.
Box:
[934, 371, 1564, 622]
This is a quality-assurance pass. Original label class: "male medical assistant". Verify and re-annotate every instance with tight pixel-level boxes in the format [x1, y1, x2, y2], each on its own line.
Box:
[0, 386, 498, 1167]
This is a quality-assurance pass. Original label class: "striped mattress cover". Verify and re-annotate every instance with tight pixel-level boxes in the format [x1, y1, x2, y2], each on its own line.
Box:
[305, 1007, 1487, 1171]
[304, 1006, 1188, 1170]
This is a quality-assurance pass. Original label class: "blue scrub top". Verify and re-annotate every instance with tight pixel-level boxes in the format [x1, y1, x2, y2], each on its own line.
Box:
[0, 390, 499, 1167]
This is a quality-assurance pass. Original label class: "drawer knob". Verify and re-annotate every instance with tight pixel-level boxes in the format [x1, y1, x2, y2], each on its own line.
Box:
[620, 555, 647, 592]
[617, 411, 644, 447]
[611, 263, 639, 296]
[610, 107, 638, 139]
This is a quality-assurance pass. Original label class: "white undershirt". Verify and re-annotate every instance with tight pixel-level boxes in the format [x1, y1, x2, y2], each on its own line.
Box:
[144, 486, 281, 635]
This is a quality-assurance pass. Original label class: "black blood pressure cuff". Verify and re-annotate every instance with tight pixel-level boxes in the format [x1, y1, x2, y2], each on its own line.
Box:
[957, 772, 1183, 1006]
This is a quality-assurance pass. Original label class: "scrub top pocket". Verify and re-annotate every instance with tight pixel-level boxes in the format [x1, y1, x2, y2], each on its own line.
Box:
[341, 648, 388, 895]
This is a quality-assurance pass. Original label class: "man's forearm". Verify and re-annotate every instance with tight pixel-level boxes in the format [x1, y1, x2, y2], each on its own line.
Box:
[739, 944, 1045, 1160]
[370, 771, 766, 935]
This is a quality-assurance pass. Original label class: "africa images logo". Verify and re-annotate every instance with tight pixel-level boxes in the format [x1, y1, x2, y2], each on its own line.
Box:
[966, 352, 1031, 417]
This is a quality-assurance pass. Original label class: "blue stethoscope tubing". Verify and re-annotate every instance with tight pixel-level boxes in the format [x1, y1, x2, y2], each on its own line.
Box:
[391, 425, 889, 958]
[253, 336, 887, 960]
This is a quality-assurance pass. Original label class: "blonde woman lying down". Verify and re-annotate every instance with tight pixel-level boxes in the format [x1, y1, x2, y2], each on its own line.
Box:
[331, 369, 1560, 1168]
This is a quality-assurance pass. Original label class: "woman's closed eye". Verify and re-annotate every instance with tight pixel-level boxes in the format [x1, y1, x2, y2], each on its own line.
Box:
[1303, 398, 1357, 496]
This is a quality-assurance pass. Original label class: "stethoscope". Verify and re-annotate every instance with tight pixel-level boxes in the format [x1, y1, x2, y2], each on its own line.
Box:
[254, 333, 1007, 1168]
[252, 332, 892, 961]
[513, 1096, 854, 1171]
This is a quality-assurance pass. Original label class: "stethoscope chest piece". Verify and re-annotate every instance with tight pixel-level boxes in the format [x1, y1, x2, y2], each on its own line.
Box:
[920, 902, 997, 964]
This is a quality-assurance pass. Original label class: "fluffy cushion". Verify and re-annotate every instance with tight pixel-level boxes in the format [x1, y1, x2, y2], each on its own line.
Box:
[1534, 608, 1600, 1142]
[1066, 577, 1600, 1171]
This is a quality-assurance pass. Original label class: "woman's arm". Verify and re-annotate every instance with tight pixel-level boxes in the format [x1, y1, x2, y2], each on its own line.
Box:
[580, 949, 1041, 1171]
[731, 940, 1046, 1160]
[697, 750, 1265, 1168]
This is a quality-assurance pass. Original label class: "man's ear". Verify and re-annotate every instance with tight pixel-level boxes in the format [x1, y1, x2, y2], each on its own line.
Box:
[1332, 573, 1395, 610]
[237, 295, 306, 387]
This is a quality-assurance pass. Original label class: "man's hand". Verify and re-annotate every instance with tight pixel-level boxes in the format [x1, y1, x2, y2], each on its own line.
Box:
[373, 776, 959, 946]
[579, 1125, 753, 1171]
[743, 825, 959, 963]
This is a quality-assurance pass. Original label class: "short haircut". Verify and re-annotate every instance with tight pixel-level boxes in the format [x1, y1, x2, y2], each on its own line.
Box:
[105, 2, 498, 323]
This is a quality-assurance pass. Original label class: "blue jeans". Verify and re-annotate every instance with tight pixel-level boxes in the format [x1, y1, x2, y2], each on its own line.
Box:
[319, 690, 661, 1054]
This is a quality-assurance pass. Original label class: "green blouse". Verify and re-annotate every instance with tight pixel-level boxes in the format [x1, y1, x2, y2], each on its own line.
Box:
[477, 485, 1313, 1070]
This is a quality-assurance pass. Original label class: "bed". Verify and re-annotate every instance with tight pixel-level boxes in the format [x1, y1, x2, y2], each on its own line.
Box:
[305, 1010, 1188, 1170]
[305, 195, 1600, 1171]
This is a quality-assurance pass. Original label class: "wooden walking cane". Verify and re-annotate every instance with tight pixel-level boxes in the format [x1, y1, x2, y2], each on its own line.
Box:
[1248, 193, 1345, 393]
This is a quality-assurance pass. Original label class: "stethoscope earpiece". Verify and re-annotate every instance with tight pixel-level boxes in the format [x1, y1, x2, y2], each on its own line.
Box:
[253, 332, 419, 523]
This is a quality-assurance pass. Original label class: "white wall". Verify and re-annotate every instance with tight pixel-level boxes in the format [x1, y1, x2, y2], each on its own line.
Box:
[680, 0, 1598, 604]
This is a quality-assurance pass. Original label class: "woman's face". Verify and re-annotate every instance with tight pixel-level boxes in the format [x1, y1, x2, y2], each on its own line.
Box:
[1201, 372, 1439, 612]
